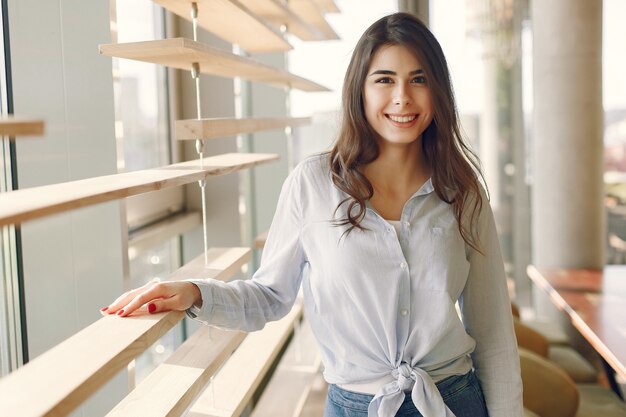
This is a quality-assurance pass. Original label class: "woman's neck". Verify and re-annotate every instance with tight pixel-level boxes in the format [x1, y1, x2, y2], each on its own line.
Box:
[359, 140, 431, 221]
[362, 141, 430, 194]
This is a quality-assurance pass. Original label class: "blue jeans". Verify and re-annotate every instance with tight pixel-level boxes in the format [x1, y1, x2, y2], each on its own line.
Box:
[324, 371, 489, 417]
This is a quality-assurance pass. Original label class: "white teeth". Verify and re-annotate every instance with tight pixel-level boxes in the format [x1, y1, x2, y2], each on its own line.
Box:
[388, 114, 416, 123]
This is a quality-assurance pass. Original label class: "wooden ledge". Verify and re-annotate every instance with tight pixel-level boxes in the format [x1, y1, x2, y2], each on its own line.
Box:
[175, 116, 311, 140]
[0, 116, 44, 137]
[313, 0, 340, 13]
[107, 327, 247, 417]
[128, 211, 201, 260]
[0, 311, 184, 417]
[152, 0, 291, 52]
[187, 303, 304, 417]
[289, 0, 339, 40]
[0, 246, 249, 417]
[239, 0, 326, 41]
[250, 318, 322, 417]
[0, 152, 279, 227]
[171, 247, 251, 281]
[99, 38, 329, 92]
[254, 229, 268, 249]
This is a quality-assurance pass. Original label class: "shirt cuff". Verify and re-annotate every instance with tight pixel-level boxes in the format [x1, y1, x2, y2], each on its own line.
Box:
[185, 302, 202, 319]
[185, 279, 212, 322]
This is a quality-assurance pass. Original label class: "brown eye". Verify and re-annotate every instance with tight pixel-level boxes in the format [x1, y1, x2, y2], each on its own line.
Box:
[375, 77, 393, 84]
[411, 76, 426, 84]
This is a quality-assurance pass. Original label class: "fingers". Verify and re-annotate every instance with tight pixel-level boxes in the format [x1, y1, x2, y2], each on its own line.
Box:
[102, 281, 199, 318]
[103, 283, 153, 315]
[145, 295, 183, 315]
[115, 282, 170, 317]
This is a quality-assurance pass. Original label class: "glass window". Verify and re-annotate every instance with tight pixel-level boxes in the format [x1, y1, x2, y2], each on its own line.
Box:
[128, 238, 183, 384]
[114, 1, 170, 172]
[112, 0, 185, 384]
[604, 0, 626, 264]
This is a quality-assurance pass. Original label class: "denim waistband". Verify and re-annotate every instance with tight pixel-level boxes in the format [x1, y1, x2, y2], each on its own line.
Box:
[329, 370, 475, 402]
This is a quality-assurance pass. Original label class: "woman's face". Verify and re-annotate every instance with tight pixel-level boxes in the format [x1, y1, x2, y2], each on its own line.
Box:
[362, 44, 434, 149]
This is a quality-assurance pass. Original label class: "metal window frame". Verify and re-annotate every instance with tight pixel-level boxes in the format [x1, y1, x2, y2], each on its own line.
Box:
[0, 0, 27, 376]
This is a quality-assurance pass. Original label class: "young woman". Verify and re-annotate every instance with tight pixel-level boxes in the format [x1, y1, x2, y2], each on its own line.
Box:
[104, 13, 523, 417]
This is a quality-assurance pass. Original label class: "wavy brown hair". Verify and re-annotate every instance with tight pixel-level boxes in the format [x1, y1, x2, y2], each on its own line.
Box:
[328, 12, 486, 251]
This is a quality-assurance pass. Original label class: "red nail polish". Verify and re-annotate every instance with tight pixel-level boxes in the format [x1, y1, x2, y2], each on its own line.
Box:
[101, 307, 109, 312]
[117, 309, 124, 316]
[148, 303, 156, 314]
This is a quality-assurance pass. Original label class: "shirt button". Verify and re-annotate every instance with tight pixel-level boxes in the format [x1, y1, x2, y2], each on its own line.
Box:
[400, 309, 408, 316]
[400, 261, 407, 269]
[404, 221, 410, 228]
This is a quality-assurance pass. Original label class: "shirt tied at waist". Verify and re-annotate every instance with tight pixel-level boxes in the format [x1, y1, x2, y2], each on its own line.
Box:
[367, 363, 456, 417]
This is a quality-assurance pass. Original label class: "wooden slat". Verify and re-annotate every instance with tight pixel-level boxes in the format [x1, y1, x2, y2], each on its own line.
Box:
[107, 327, 247, 417]
[128, 211, 201, 260]
[0, 246, 250, 417]
[176, 116, 311, 140]
[152, 0, 291, 52]
[312, 0, 340, 13]
[170, 247, 251, 281]
[0, 152, 278, 227]
[0, 116, 44, 137]
[99, 38, 329, 92]
[187, 303, 304, 417]
[254, 229, 268, 249]
[289, 0, 339, 40]
[238, 0, 326, 41]
[250, 319, 322, 417]
[0, 312, 183, 417]
[299, 374, 329, 417]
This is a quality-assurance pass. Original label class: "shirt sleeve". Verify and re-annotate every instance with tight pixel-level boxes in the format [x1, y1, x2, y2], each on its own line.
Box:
[185, 163, 307, 332]
[459, 190, 524, 417]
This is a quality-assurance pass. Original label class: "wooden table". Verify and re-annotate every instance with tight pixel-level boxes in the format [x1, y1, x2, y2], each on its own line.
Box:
[527, 265, 626, 399]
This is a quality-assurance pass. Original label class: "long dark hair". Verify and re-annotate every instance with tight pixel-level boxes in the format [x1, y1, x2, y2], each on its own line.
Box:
[328, 12, 485, 251]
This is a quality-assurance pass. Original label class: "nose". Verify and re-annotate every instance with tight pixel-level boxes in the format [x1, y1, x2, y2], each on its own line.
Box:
[393, 84, 412, 106]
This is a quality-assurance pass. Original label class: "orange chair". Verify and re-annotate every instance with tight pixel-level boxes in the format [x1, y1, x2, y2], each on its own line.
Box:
[520, 347, 579, 417]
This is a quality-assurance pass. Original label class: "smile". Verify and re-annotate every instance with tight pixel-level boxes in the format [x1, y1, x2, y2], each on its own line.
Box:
[386, 114, 417, 123]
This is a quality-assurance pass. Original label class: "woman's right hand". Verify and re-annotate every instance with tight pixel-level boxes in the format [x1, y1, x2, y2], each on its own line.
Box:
[101, 279, 202, 318]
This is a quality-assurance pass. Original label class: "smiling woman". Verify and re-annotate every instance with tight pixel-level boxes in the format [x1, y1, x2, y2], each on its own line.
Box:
[104, 12, 523, 417]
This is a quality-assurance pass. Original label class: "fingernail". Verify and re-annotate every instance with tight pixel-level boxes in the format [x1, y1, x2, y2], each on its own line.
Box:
[148, 303, 156, 314]
[117, 309, 125, 316]
[101, 307, 109, 312]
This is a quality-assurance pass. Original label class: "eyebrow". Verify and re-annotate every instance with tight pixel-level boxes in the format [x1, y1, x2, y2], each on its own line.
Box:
[369, 69, 424, 76]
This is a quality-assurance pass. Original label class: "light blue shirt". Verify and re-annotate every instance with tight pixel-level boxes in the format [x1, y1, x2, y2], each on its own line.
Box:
[188, 154, 523, 417]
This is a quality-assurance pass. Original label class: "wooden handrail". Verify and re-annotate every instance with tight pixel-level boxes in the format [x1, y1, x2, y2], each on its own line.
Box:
[187, 302, 304, 417]
[0, 116, 44, 137]
[151, 0, 291, 52]
[175, 116, 311, 140]
[0, 152, 278, 227]
[0, 246, 250, 417]
[99, 38, 329, 92]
